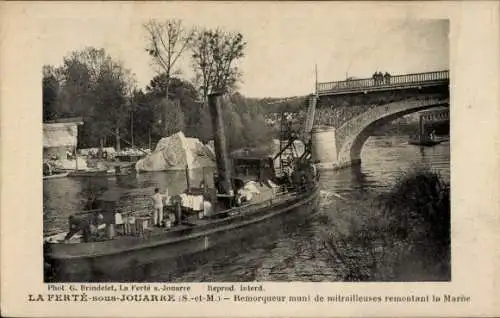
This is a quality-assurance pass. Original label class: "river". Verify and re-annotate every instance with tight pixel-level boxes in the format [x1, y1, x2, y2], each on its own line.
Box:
[43, 135, 450, 281]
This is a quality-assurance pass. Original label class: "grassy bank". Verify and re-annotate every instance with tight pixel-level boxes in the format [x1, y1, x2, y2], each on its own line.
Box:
[319, 167, 450, 281]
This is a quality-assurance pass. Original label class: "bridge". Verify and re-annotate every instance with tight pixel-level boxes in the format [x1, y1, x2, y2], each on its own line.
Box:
[316, 70, 449, 96]
[306, 70, 449, 170]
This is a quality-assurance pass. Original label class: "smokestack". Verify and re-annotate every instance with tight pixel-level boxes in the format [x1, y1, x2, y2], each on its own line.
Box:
[208, 92, 233, 195]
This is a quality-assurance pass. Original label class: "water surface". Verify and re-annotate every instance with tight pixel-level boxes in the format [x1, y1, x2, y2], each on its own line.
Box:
[43, 135, 450, 281]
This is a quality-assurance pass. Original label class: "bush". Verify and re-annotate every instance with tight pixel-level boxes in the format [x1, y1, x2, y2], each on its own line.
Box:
[379, 167, 450, 250]
[321, 166, 451, 281]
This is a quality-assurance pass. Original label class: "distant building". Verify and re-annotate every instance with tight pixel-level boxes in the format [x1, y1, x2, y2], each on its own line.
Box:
[43, 117, 83, 161]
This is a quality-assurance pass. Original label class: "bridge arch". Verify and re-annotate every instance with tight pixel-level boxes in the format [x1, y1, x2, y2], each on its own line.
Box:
[326, 96, 449, 169]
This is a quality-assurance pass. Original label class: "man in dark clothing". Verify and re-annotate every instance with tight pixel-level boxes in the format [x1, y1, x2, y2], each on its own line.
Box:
[84, 195, 99, 210]
[64, 215, 92, 242]
[384, 72, 391, 84]
[64, 213, 104, 242]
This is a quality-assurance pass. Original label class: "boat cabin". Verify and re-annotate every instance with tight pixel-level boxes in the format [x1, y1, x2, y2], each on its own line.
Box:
[231, 150, 275, 184]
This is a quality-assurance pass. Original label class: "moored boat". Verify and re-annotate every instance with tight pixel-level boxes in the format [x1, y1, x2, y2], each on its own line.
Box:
[43, 172, 69, 180]
[408, 136, 442, 147]
[67, 168, 108, 177]
[408, 111, 442, 147]
[43, 92, 320, 282]
[114, 153, 146, 163]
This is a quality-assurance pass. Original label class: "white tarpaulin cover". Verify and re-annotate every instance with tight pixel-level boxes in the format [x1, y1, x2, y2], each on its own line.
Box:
[135, 131, 216, 172]
[43, 123, 79, 148]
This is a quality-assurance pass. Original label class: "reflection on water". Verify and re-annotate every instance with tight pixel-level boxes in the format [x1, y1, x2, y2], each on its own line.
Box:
[43, 135, 450, 281]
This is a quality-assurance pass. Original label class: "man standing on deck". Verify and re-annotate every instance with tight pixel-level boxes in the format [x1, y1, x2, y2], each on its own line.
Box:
[152, 188, 164, 227]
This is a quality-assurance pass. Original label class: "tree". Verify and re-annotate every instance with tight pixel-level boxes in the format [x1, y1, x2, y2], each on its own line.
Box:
[127, 89, 155, 148]
[144, 19, 194, 79]
[221, 102, 244, 151]
[53, 47, 136, 149]
[144, 19, 195, 136]
[157, 98, 185, 137]
[192, 107, 213, 142]
[42, 65, 61, 121]
[92, 58, 135, 151]
[191, 28, 246, 103]
[144, 73, 202, 138]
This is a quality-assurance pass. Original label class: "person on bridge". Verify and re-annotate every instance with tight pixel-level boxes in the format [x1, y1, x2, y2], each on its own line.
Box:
[373, 71, 383, 85]
[384, 72, 391, 84]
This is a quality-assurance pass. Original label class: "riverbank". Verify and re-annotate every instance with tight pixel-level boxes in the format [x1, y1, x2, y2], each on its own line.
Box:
[318, 167, 451, 281]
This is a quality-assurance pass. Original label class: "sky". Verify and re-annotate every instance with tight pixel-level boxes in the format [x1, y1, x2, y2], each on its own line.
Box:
[36, 2, 449, 98]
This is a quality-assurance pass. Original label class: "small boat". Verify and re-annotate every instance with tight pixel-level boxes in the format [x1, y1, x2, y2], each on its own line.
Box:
[105, 149, 148, 176]
[408, 112, 442, 147]
[114, 153, 146, 163]
[43, 172, 69, 180]
[43, 162, 69, 180]
[67, 169, 108, 177]
[408, 136, 442, 147]
[43, 93, 320, 282]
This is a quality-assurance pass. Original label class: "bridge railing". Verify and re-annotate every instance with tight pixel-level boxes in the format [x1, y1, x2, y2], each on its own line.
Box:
[317, 70, 449, 94]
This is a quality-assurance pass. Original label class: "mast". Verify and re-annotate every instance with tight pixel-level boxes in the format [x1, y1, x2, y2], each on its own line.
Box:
[314, 64, 318, 95]
[164, 98, 169, 137]
[185, 164, 191, 192]
[208, 92, 233, 196]
[130, 108, 134, 148]
[75, 145, 78, 171]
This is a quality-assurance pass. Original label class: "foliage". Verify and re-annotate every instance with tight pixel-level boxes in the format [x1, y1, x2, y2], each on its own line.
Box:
[127, 89, 154, 147]
[144, 19, 195, 136]
[378, 167, 451, 249]
[187, 106, 213, 143]
[42, 65, 61, 121]
[44, 47, 136, 148]
[191, 28, 246, 102]
[42, 21, 288, 153]
[158, 98, 186, 137]
[320, 167, 451, 281]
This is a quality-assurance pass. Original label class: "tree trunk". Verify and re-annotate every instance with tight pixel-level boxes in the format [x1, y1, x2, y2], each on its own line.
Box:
[130, 109, 134, 148]
[115, 127, 121, 152]
[100, 138, 104, 158]
[164, 82, 170, 137]
[148, 128, 152, 150]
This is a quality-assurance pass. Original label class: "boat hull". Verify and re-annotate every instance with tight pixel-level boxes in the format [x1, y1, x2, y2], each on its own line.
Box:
[67, 169, 108, 177]
[408, 139, 442, 147]
[44, 186, 320, 282]
[43, 172, 69, 180]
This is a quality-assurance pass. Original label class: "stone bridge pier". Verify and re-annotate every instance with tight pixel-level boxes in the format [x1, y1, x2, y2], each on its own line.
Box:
[310, 96, 450, 170]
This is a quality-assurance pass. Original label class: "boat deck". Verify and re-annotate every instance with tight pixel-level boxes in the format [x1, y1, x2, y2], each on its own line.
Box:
[44, 181, 284, 244]
[43, 185, 318, 259]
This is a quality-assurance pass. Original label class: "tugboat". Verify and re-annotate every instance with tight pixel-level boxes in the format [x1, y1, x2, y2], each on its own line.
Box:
[43, 92, 320, 282]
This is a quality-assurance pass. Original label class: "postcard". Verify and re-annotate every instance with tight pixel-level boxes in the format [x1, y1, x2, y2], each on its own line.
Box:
[1, 1, 499, 317]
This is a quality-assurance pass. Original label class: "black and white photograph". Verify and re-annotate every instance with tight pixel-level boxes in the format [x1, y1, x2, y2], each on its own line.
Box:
[4, 2, 500, 317]
[40, 10, 451, 283]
